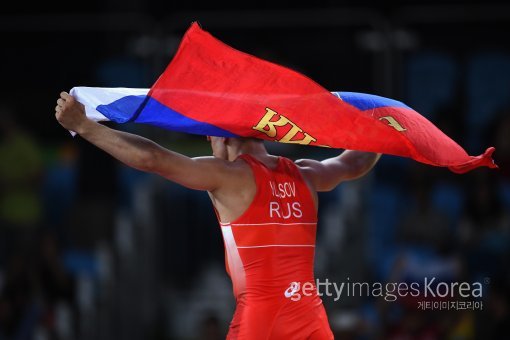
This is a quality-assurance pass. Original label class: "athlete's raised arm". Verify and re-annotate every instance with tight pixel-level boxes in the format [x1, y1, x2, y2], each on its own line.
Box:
[295, 150, 382, 192]
[54, 91, 233, 191]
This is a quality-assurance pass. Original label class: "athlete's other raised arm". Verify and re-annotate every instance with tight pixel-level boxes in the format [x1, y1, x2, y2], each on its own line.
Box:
[296, 150, 382, 192]
[55, 91, 231, 191]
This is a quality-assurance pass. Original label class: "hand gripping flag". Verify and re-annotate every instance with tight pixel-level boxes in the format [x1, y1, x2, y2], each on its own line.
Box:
[70, 22, 497, 174]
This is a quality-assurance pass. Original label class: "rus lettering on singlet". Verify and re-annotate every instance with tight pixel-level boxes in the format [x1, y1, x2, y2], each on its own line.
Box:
[268, 181, 303, 219]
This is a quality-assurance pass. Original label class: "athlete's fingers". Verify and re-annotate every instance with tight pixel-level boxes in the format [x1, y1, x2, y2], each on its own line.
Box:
[55, 105, 61, 112]
[57, 98, 65, 107]
[60, 91, 73, 102]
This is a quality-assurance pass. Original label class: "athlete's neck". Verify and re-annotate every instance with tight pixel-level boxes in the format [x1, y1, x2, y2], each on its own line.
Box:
[228, 140, 269, 162]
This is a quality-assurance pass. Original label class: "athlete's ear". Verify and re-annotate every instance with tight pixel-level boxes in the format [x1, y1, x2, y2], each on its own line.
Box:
[206, 136, 211, 142]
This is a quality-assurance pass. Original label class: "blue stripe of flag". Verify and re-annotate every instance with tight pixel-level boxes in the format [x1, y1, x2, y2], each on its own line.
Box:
[333, 92, 412, 111]
[96, 95, 238, 137]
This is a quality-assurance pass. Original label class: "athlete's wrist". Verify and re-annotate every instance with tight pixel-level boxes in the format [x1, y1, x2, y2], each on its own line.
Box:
[75, 118, 96, 136]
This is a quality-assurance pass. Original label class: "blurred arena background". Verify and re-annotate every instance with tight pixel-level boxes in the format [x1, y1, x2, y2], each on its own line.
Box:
[0, 1, 509, 339]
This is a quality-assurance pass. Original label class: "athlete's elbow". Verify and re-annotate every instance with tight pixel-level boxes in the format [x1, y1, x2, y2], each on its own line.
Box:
[134, 146, 161, 173]
[350, 153, 381, 179]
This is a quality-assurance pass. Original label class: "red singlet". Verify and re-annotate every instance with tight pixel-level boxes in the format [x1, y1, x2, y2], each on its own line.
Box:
[217, 154, 333, 339]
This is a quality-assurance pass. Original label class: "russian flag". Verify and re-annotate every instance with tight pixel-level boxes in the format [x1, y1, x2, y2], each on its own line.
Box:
[69, 22, 497, 174]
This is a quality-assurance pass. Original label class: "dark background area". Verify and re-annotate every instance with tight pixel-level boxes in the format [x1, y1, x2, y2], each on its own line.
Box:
[0, 1, 509, 339]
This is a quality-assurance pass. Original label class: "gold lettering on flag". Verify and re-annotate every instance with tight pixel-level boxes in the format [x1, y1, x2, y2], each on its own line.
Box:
[379, 116, 407, 131]
[253, 108, 317, 145]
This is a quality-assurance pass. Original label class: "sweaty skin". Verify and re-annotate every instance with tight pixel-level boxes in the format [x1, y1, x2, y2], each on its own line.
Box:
[55, 91, 381, 339]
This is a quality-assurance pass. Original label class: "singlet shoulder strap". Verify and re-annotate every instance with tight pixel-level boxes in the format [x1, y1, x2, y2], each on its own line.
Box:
[236, 153, 256, 164]
[236, 154, 273, 172]
[236, 153, 269, 185]
[278, 156, 302, 176]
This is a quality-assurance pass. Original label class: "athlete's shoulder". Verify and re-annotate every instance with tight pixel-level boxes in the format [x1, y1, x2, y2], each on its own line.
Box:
[189, 156, 250, 175]
[294, 158, 321, 168]
[291, 158, 323, 192]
